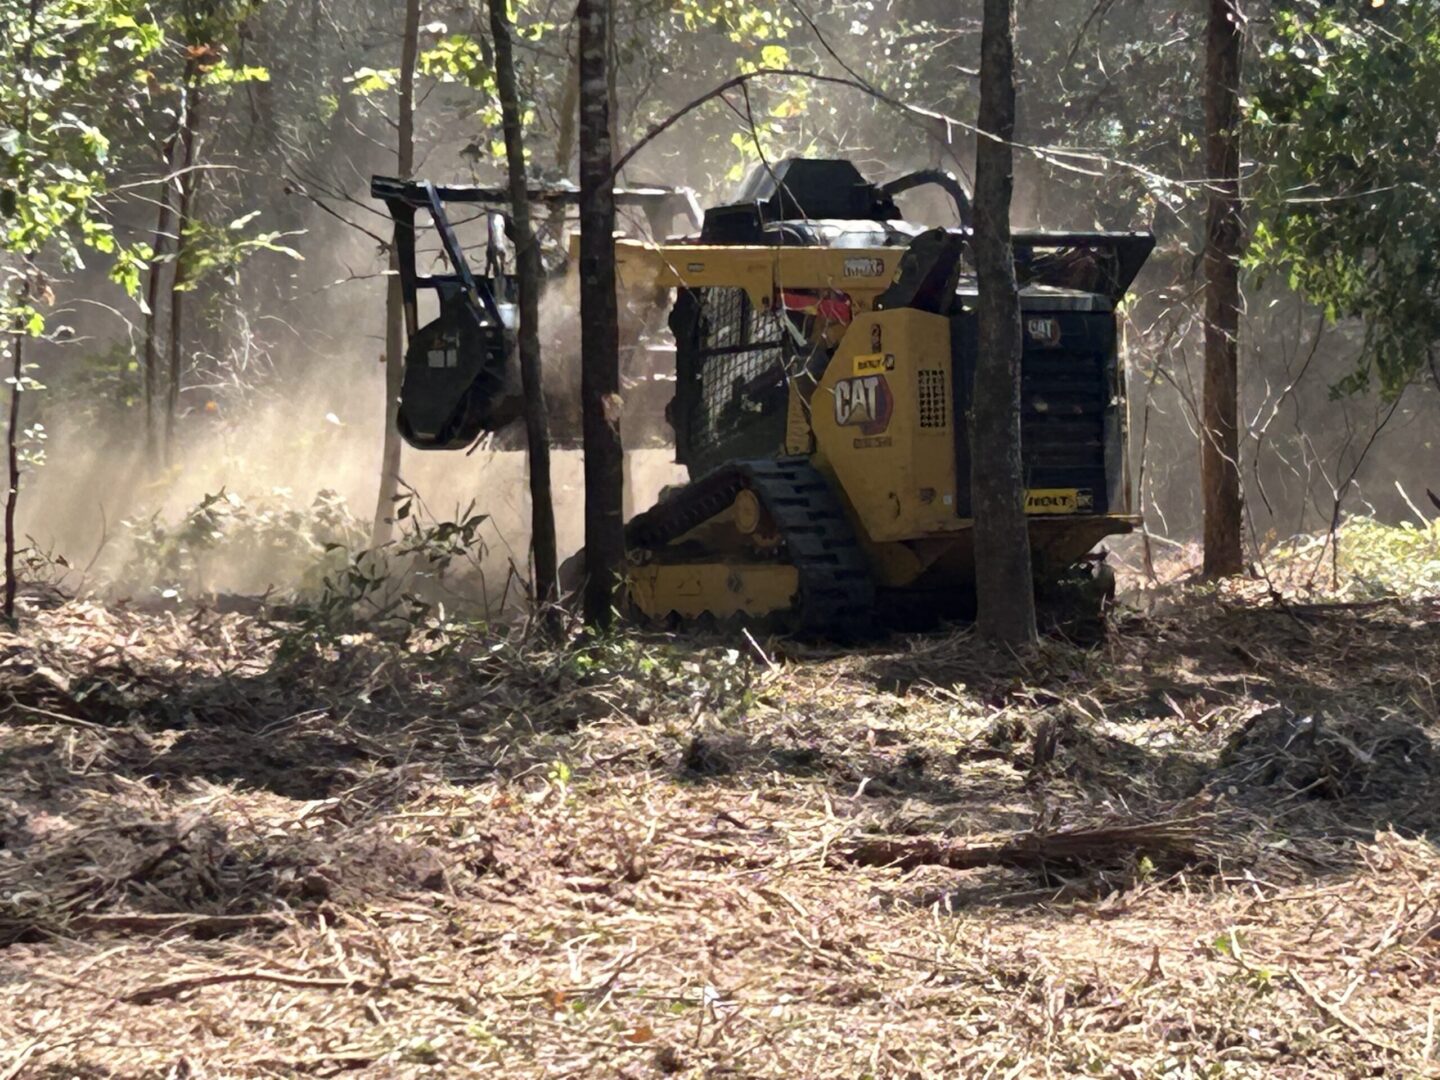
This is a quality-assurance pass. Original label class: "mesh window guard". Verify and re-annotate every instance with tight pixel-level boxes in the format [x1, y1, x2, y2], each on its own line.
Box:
[690, 287, 787, 454]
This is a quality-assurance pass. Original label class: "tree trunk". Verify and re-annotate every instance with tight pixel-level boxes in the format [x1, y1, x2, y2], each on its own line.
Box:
[4, 0, 39, 625]
[489, 0, 559, 610]
[549, 47, 579, 242]
[577, 0, 625, 629]
[970, 0, 1037, 647]
[606, 11, 621, 177]
[163, 75, 201, 465]
[4, 305, 23, 626]
[1201, 0, 1244, 577]
[141, 127, 179, 463]
[371, 0, 421, 548]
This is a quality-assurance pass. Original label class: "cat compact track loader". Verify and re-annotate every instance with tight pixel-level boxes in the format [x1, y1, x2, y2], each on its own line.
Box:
[373, 159, 1153, 636]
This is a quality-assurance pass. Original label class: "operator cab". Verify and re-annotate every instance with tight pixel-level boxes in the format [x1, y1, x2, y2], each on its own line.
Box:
[694, 157, 966, 248]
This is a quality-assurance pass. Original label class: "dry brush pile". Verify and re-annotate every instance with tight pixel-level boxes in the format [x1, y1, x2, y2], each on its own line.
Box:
[1, 582, 1438, 1077]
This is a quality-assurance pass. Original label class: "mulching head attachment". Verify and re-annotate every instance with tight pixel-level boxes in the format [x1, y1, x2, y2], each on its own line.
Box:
[370, 175, 703, 450]
[371, 177, 512, 450]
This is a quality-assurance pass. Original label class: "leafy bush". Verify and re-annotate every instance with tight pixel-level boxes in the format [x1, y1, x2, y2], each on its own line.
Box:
[1271, 516, 1440, 600]
[118, 488, 366, 601]
[1249, 0, 1440, 396]
[1333, 517, 1440, 600]
[268, 499, 505, 661]
[111, 485, 515, 657]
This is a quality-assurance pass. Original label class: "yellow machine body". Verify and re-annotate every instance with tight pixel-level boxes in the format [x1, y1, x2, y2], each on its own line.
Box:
[614, 237, 1140, 628]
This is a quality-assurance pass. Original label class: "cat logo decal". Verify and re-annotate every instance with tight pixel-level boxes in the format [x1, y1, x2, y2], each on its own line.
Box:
[1025, 317, 1062, 347]
[833, 375, 893, 436]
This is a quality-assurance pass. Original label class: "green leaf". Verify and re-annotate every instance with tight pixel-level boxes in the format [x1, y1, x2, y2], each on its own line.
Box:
[346, 66, 398, 96]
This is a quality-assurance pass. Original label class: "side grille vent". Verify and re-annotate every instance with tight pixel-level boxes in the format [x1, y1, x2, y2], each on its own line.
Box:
[918, 368, 947, 428]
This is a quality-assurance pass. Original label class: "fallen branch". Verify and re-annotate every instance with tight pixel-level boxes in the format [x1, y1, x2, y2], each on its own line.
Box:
[126, 967, 358, 1004]
[1265, 597, 1403, 615]
[69, 912, 288, 935]
[0, 1038, 44, 1080]
[252, 1051, 382, 1073]
[1288, 968, 1402, 1056]
[124, 966, 443, 1005]
[7, 699, 106, 730]
[835, 815, 1215, 873]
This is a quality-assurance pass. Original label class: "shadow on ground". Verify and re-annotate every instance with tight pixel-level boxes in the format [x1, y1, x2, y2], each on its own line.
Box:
[2, 589, 1437, 947]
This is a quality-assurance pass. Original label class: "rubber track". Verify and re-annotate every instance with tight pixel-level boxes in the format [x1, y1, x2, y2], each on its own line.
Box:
[625, 457, 875, 636]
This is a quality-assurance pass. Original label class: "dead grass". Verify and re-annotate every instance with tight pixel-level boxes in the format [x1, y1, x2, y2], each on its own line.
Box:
[1, 582, 1438, 1077]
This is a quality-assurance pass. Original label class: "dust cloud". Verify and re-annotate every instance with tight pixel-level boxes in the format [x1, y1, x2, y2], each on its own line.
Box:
[17, 271, 686, 606]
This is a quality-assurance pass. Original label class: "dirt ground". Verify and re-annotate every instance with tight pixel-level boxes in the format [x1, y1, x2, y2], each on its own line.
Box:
[2, 584, 1439, 1078]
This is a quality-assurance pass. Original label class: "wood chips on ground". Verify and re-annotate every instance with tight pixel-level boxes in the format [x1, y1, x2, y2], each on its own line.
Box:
[1, 583, 1438, 1077]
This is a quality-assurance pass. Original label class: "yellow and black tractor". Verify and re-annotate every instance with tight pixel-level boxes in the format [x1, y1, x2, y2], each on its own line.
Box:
[373, 158, 1153, 635]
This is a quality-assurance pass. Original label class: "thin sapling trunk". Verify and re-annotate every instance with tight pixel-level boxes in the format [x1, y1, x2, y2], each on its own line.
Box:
[488, 0, 559, 610]
[969, 0, 1037, 646]
[577, 0, 625, 629]
[371, 0, 421, 548]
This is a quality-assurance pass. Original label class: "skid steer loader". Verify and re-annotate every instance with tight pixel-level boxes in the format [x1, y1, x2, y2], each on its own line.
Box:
[372, 159, 1153, 635]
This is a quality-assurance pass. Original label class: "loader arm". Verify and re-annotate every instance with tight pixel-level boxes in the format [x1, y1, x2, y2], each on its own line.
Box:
[611, 238, 903, 312]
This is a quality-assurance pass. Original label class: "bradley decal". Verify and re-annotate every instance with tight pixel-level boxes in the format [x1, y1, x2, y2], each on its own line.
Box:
[833, 375, 893, 436]
[852, 352, 896, 376]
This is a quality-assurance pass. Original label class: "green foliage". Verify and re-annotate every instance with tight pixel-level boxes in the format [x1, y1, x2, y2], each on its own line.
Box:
[674, 0, 792, 43]
[17, 419, 46, 469]
[0, 0, 160, 275]
[120, 488, 367, 602]
[108, 11, 165, 54]
[345, 66, 399, 97]
[390, 498, 490, 575]
[271, 499, 495, 660]
[200, 59, 270, 87]
[0, 0, 271, 335]
[107, 241, 153, 299]
[1272, 515, 1440, 600]
[176, 213, 304, 292]
[27, 339, 143, 432]
[563, 633, 755, 722]
[419, 34, 492, 91]
[1250, 0, 1440, 396]
[1331, 516, 1440, 600]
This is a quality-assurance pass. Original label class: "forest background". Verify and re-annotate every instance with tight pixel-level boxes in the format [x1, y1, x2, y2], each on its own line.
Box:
[5, 0, 1438, 611]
